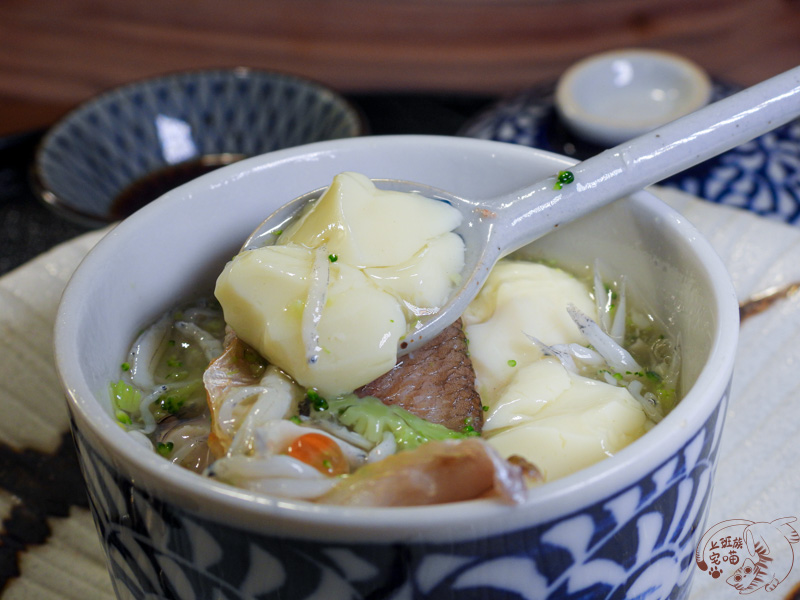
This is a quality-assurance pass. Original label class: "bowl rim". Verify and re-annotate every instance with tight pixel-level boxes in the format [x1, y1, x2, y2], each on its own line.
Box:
[555, 48, 713, 144]
[31, 66, 367, 228]
[55, 134, 738, 541]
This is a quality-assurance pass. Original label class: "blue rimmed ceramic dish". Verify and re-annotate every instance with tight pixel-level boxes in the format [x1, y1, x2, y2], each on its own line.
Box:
[55, 135, 738, 599]
[461, 80, 800, 226]
[33, 68, 365, 227]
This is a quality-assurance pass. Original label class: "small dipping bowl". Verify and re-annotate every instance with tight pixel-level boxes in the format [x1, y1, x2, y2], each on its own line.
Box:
[33, 68, 364, 227]
[555, 49, 712, 146]
[55, 135, 738, 599]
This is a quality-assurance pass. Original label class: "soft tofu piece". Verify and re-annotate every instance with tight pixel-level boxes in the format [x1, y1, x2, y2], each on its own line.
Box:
[215, 172, 464, 396]
[463, 260, 597, 399]
[484, 358, 648, 481]
[215, 244, 406, 397]
[364, 232, 464, 309]
[464, 260, 650, 482]
[281, 172, 462, 268]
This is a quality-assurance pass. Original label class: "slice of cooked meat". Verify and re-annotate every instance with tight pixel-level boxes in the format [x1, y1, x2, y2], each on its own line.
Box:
[317, 438, 527, 506]
[355, 318, 483, 433]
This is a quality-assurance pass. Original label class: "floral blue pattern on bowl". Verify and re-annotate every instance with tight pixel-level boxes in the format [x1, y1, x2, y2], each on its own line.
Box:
[33, 69, 364, 227]
[460, 81, 800, 225]
[73, 392, 727, 600]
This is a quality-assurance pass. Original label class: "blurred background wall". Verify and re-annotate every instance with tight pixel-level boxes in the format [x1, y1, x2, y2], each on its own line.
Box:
[1, 0, 799, 133]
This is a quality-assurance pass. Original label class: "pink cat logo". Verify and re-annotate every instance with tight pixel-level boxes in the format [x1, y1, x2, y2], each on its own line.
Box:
[695, 517, 800, 594]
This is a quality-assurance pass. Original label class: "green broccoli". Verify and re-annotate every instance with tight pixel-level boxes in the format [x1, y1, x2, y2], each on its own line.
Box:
[325, 394, 478, 451]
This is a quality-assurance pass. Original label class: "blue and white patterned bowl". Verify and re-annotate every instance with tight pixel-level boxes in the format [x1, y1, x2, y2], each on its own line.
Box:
[461, 80, 800, 225]
[55, 135, 738, 599]
[33, 68, 364, 227]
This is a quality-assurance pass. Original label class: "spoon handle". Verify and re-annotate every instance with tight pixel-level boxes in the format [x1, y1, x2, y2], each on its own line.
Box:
[498, 66, 800, 253]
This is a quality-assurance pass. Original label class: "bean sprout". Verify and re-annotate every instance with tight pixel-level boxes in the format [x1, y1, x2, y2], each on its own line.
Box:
[566, 304, 642, 373]
[207, 454, 340, 499]
[174, 321, 223, 362]
[302, 246, 330, 365]
[128, 314, 171, 389]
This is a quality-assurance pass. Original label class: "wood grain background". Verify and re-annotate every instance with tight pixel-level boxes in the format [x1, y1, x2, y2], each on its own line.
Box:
[1, 0, 799, 135]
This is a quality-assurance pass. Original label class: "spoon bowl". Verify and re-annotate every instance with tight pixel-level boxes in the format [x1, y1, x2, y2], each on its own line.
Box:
[245, 66, 800, 354]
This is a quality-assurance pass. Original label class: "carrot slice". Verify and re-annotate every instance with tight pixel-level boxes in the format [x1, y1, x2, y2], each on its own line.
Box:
[285, 432, 349, 476]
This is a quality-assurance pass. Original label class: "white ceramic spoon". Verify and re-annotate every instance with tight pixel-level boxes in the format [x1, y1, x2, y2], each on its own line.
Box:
[245, 66, 800, 355]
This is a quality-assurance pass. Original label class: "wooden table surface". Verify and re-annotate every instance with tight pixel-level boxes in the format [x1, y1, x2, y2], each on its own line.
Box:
[1, 0, 799, 138]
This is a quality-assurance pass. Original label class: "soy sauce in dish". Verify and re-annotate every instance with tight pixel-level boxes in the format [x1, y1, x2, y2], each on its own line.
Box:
[110, 153, 246, 220]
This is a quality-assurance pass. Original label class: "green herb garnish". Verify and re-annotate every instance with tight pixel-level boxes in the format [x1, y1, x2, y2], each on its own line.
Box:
[645, 370, 662, 383]
[156, 442, 174, 457]
[307, 389, 329, 411]
[553, 170, 575, 190]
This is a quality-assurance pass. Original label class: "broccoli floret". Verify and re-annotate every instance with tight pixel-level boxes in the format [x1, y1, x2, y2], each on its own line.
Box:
[326, 394, 478, 451]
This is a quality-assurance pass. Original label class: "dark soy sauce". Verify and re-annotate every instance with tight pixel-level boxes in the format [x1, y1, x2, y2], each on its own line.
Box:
[110, 153, 246, 220]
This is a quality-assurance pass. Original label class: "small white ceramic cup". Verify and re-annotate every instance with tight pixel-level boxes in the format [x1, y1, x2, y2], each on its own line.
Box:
[555, 48, 713, 146]
[55, 135, 738, 599]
